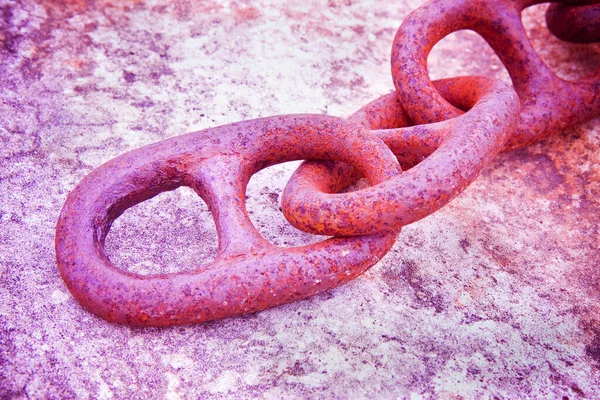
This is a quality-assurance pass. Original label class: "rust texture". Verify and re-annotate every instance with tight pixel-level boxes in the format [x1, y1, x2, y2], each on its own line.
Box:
[55, 0, 599, 327]
[389, 0, 600, 150]
[56, 116, 401, 326]
[282, 77, 519, 235]
[546, 2, 600, 44]
[283, 0, 599, 235]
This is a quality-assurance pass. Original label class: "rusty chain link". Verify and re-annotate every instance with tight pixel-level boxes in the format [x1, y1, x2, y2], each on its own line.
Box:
[56, 0, 600, 327]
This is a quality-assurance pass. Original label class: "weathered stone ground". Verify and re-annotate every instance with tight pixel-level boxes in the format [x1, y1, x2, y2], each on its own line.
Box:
[1, 0, 599, 398]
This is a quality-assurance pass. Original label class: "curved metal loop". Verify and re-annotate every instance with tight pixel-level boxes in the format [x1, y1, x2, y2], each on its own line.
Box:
[281, 76, 519, 236]
[391, 0, 600, 150]
[55, 115, 401, 326]
[546, 2, 600, 43]
[55, 0, 600, 327]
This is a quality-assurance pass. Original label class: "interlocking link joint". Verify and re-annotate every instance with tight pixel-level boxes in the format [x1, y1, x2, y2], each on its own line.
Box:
[55, 0, 600, 326]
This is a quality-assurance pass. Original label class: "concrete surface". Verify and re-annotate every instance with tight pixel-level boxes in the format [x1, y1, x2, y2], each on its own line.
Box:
[1, 0, 600, 398]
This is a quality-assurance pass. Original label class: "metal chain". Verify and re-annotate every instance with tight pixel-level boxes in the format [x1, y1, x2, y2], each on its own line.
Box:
[55, 0, 600, 327]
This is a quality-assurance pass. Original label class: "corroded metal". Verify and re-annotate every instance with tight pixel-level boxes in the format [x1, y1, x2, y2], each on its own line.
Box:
[546, 2, 600, 44]
[282, 77, 519, 236]
[282, 0, 600, 236]
[55, 116, 401, 326]
[55, 0, 599, 327]
[390, 0, 600, 150]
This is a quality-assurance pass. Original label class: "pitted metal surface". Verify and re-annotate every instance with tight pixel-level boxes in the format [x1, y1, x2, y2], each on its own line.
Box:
[56, 115, 401, 326]
[54, 0, 600, 327]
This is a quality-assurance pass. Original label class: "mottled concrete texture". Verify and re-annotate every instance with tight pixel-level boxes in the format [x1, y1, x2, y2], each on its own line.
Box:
[1, 0, 600, 398]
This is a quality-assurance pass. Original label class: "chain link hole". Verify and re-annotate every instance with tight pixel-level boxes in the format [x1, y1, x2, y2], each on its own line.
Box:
[104, 187, 218, 275]
[427, 30, 511, 90]
[246, 162, 330, 247]
[522, 4, 600, 81]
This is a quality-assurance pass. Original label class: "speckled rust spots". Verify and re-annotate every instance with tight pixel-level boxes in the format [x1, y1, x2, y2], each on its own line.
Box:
[56, 116, 401, 327]
[282, 76, 519, 235]
[390, 0, 600, 151]
[284, 0, 599, 235]
[546, 3, 600, 44]
[55, 0, 599, 326]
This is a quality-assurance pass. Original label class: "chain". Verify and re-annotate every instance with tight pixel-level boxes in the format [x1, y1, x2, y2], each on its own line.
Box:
[55, 0, 600, 327]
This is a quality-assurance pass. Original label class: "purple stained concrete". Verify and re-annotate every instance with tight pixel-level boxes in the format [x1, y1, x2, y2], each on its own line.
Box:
[1, 0, 600, 398]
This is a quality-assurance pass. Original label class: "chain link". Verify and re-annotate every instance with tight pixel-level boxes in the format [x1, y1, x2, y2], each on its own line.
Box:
[56, 0, 600, 326]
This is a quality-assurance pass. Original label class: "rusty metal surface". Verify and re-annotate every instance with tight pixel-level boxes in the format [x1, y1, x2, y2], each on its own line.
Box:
[390, 0, 600, 150]
[54, 0, 599, 327]
[546, 2, 600, 44]
[56, 115, 401, 326]
[282, 77, 519, 235]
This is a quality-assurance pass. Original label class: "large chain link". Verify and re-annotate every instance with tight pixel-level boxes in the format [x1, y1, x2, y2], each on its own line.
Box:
[55, 0, 600, 327]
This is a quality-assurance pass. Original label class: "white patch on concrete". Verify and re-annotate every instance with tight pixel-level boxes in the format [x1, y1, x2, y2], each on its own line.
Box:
[97, 374, 113, 400]
[51, 289, 70, 304]
[209, 371, 239, 394]
[162, 353, 194, 370]
[165, 372, 182, 400]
